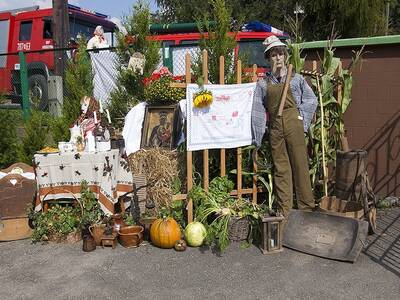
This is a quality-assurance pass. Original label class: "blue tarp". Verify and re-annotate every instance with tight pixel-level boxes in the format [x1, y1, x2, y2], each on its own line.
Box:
[242, 21, 288, 36]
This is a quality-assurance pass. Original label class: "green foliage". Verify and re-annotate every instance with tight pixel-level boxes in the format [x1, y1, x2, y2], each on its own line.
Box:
[123, 214, 135, 225]
[190, 176, 267, 252]
[144, 76, 185, 105]
[0, 110, 21, 169]
[64, 39, 93, 125]
[19, 110, 51, 165]
[287, 41, 305, 73]
[158, 200, 186, 229]
[108, 1, 160, 126]
[171, 176, 182, 194]
[30, 205, 81, 242]
[195, 0, 239, 84]
[156, 0, 388, 39]
[80, 180, 105, 228]
[50, 38, 93, 143]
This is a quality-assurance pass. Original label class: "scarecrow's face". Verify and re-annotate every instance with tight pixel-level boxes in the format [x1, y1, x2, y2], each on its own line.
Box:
[80, 96, 90, 114]
[269, 48, 285, 72]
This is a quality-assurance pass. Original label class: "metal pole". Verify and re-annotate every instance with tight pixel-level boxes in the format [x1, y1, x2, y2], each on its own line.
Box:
[19, 51, 30, 120]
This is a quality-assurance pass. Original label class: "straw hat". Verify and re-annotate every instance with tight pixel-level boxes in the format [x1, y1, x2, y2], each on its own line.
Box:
[263, 35, 286, 53]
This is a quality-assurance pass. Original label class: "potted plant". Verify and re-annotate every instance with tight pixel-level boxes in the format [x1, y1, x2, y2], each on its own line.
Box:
[143, 67, 185, 105]
[79, 181, 105, 245]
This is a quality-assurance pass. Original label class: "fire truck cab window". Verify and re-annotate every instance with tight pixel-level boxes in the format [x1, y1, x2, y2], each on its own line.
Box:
[43, 20, 52, 39]
[19, 21, 32, 41]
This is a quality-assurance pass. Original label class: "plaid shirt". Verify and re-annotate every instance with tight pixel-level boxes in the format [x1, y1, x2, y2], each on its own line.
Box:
[251, 72, 317, 147]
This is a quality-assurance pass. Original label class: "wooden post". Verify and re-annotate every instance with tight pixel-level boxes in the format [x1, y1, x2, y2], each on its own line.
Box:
[252, 64, 258, 203]
[252, 64, 258, 82]
[202, 50, 210, 191]
[236, 60, 243, 198]
[185, 53, 193, 222]
[219, 56, 226, 177]
[52, 0, 69, 76]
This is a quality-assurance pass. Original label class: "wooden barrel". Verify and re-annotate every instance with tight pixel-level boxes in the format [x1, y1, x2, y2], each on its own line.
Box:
[335, 150, 367, 202]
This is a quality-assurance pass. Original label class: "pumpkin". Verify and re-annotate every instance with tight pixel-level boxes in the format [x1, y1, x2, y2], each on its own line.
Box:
[150, 217, 181, 248]
[174, 239, 187, 251]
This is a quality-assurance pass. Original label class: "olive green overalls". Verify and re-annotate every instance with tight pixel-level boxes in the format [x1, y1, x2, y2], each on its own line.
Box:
[266, 77, 315, 218]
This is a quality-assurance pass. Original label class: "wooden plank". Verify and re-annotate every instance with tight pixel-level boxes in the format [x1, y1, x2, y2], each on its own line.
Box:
[185, 52, 193, 223]
[236, 60, 242, 84]
[219, 55, 226, 177]
[202, 50, 210, 191]
[236, 60, 243, 198]
[219, 56, 225, 84]
[220, 149, 226, 177]
[252, 64, 258, 82]
[202, 49, 208, 83]
[237, 148, 242, 198]
[169, 82, 186, 88]
[203, 150, 209, 191]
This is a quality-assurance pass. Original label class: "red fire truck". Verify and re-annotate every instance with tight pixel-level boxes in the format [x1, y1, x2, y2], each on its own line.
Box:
[0, 4, 115, 109]
[148, 22, 289, 77]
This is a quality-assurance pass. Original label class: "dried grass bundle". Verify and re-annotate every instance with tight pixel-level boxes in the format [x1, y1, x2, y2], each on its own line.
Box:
[129, 148, 179, 210]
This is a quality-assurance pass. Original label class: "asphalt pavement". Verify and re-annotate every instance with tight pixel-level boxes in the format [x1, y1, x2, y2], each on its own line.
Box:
[0, 207, 399, 300]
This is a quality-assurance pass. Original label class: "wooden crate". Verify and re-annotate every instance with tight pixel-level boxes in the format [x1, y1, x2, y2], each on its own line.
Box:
[319, 196, 364, 219]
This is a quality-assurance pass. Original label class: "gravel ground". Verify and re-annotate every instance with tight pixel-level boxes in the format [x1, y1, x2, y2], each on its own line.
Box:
[0, 207, 399, 300]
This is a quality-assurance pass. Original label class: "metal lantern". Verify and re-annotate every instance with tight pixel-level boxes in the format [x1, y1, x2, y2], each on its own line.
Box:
[260, 215, 285, 254]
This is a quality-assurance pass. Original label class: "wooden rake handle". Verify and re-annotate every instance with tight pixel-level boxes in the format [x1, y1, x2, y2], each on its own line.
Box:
[277, 64, 293, 117]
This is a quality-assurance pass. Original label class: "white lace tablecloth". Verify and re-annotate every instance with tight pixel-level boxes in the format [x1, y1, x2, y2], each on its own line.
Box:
[33, 149, 135, 215]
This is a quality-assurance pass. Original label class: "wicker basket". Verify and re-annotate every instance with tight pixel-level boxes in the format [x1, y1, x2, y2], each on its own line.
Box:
[228, 216, 249, 241]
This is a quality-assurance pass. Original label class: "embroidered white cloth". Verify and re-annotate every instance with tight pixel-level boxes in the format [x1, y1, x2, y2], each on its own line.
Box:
[33, 149, 134, 215]
[122, 102, 147, 156]
[186, 83, 257, 151]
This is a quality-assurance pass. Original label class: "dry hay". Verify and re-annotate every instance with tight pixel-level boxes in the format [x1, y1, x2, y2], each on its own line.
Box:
[129, 148, 179, 211]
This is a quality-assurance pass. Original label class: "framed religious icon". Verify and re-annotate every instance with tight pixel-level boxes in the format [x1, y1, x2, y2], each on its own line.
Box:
[141, 105, 177, 149]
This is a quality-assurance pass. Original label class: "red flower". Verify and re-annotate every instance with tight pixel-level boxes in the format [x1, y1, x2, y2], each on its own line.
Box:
[125, 35, 136, 45]
[159, 66, 172, 76]
[173, 75, 184, 82]
[150, 73, 161, 81]
[143, 77, 151, 86]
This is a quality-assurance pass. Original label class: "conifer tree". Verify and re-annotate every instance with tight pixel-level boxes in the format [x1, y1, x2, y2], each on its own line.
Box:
[0, 111, 21, 168]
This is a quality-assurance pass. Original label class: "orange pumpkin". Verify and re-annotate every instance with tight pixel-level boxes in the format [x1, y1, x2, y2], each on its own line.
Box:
[150, 217, 181, 248]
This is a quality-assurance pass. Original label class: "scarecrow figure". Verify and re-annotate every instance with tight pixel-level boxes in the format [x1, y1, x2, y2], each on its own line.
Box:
[87, 25, 109, 49]
[78, 96, 101, 138]
[251, 35, 318, 218]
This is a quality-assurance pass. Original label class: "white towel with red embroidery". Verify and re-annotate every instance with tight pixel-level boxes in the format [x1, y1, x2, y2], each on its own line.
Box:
[186, 83, 256, 151]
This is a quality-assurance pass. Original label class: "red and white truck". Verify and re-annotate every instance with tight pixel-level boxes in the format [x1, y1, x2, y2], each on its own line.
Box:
[0, 4, 115, 109]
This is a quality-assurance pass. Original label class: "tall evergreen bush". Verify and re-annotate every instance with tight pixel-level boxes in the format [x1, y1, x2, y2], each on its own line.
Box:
[0, 111, 21, 169]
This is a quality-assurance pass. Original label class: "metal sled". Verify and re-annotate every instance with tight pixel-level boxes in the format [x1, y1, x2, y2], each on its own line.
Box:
[283, 209, 368, 262]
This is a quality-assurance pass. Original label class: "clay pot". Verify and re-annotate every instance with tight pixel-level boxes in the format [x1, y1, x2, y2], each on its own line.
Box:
[118, 225, 144, 248]
[111, 213, 125, 232]
[89, 224, 106, 246]
[140, 217, 157, 241]
[82, 234, 96, 252]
